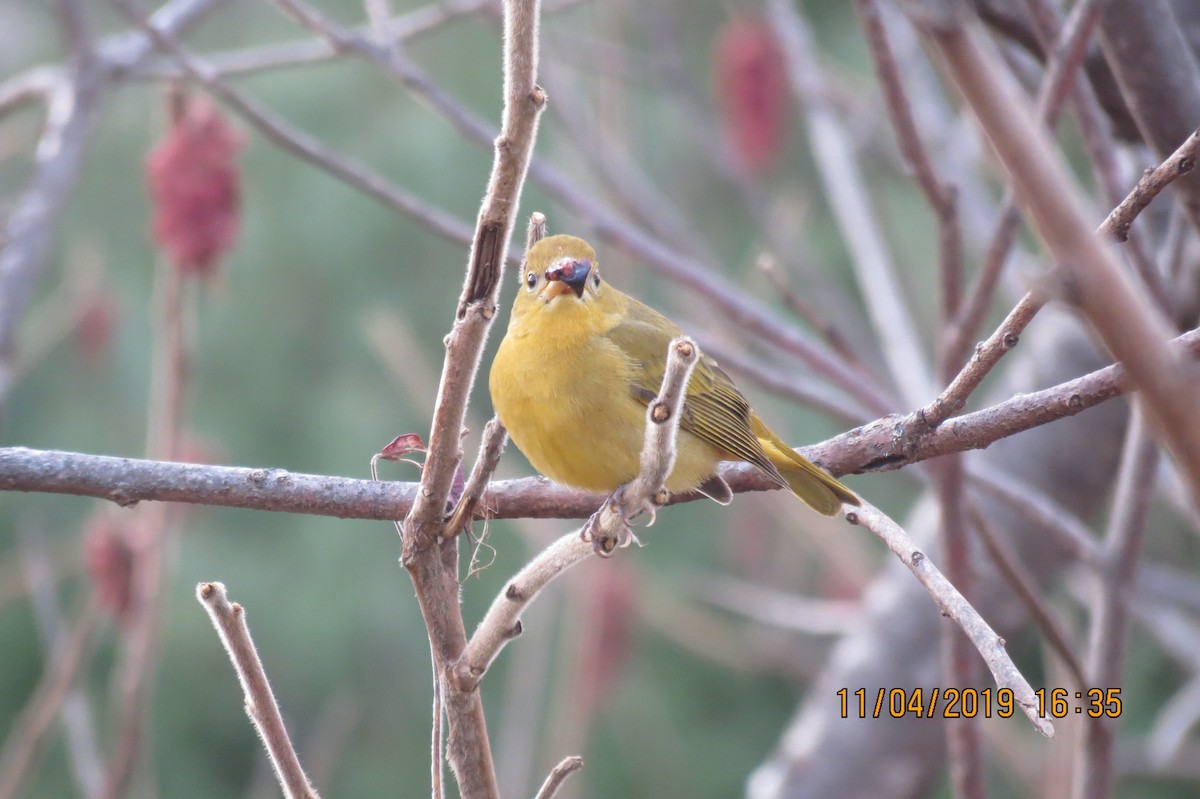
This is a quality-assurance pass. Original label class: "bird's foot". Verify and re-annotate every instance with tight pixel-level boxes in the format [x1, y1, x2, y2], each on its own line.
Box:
[580, 485, 666, 557]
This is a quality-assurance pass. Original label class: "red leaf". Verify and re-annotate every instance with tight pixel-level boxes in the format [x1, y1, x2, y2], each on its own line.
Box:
[379, 433, 427, 461]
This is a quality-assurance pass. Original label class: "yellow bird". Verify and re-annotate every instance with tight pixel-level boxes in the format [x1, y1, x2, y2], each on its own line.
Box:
[489, 234, 859, 515]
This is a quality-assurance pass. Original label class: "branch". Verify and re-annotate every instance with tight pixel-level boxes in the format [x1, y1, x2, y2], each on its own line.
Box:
[0, 599, 100, 799]
[967, 506, 1086, 689]
[942, 0, 1104, 373]
[854, 0, 964, 380]
[196, 583, 319, 799]
[1074, 410, 1158, 798]
[532, 756, 584, 799]
[378, 0, 543, 795]
[1101, 128, 1200, 243]
[923, 19, 1200, 502]
[401, 0, 544, 546]
[920, 122, 1200, 431]
[445, 418, 508, 536]
[844, 502, 1054, 737]
[6, 325, 1200, 517]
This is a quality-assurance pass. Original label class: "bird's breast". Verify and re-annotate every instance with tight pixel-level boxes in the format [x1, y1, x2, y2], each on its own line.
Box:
[490, 327, 649, 491]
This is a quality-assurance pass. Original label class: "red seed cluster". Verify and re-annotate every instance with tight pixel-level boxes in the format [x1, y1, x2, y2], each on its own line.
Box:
[146, 97, 243, 277]
[83, 515, 135, 624]
[714, 19, 790, 173]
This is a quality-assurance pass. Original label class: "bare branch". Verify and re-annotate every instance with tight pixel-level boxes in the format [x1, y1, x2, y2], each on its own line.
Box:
[456, 530, 593, 692]
[925, 22, 1200, 501]
[402, 0, 544, 545]
[196, 583, 319, 799]
[854, 0, 964, 378]
[921, 291, 1044, 429]
[445, 418, 509, 536]
[943, 0, 1113, 374]
[1101, 128, 1200, 243]
[6, 324, 1200, 518]
[844, 502, 1054, 737]
[933, 457, 986, 798]
[0, 599, 100, 799]
[532, 756, 584, 799]
[1073, 411, 1158, 799]
[967, 506, 1086, 688]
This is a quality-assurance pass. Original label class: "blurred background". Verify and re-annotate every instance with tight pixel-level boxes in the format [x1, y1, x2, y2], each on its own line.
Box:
[4, 0, 1200, 797]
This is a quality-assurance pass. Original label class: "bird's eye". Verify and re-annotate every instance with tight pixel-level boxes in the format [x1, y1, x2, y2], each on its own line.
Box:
[525, 271, 537, 290]
[592, 271, 601, 287]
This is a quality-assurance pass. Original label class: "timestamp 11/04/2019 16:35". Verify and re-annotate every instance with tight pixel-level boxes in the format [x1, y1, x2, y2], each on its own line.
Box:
[836, 687, 1123, 720]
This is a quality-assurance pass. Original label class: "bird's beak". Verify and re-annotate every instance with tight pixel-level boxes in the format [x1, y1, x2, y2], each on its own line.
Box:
[544, 258, 591, 299]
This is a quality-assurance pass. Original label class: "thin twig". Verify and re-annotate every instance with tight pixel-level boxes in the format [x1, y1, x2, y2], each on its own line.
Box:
[967, 506, 1086, 689]
[943, 0, 1112, 374]
[532, 756, 584, 799]
[756, 255, 867, 375]
[0, 598, 100, 799]
[1101, 129, 1200, 243]
[933, 458, 986, 799]
[968, 470, 1100, 567]
[197, 583, 319, 799]
[854, 0, 964, 381]
[445, 418, 509, 536]
[845, 502, 1054, 737]
[1073, 410, 1158, 799]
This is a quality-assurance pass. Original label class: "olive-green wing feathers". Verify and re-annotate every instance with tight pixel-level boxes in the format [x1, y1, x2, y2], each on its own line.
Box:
[602, 298, 789, 489]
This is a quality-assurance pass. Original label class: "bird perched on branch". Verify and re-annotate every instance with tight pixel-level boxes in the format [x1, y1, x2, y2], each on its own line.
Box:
[489, 234, 859, 515]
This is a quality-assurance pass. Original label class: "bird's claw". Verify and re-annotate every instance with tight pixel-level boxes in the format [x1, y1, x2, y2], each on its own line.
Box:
[580, 485, 661, 557]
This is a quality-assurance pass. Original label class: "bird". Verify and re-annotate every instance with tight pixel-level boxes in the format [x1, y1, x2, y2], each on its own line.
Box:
[488, 234, 859, 516]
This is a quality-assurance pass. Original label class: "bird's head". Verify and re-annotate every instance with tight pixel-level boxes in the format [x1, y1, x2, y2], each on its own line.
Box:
[513, 234, 606, 319]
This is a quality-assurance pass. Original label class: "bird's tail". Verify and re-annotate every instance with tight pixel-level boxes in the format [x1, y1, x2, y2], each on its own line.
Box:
[759, 437, 860, 516]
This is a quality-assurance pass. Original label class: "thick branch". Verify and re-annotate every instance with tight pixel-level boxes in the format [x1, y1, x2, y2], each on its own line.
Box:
[4, 325, 1200, 518]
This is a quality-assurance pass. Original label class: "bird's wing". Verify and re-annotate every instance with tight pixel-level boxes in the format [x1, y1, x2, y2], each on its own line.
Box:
[602, 298, 787, 487]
